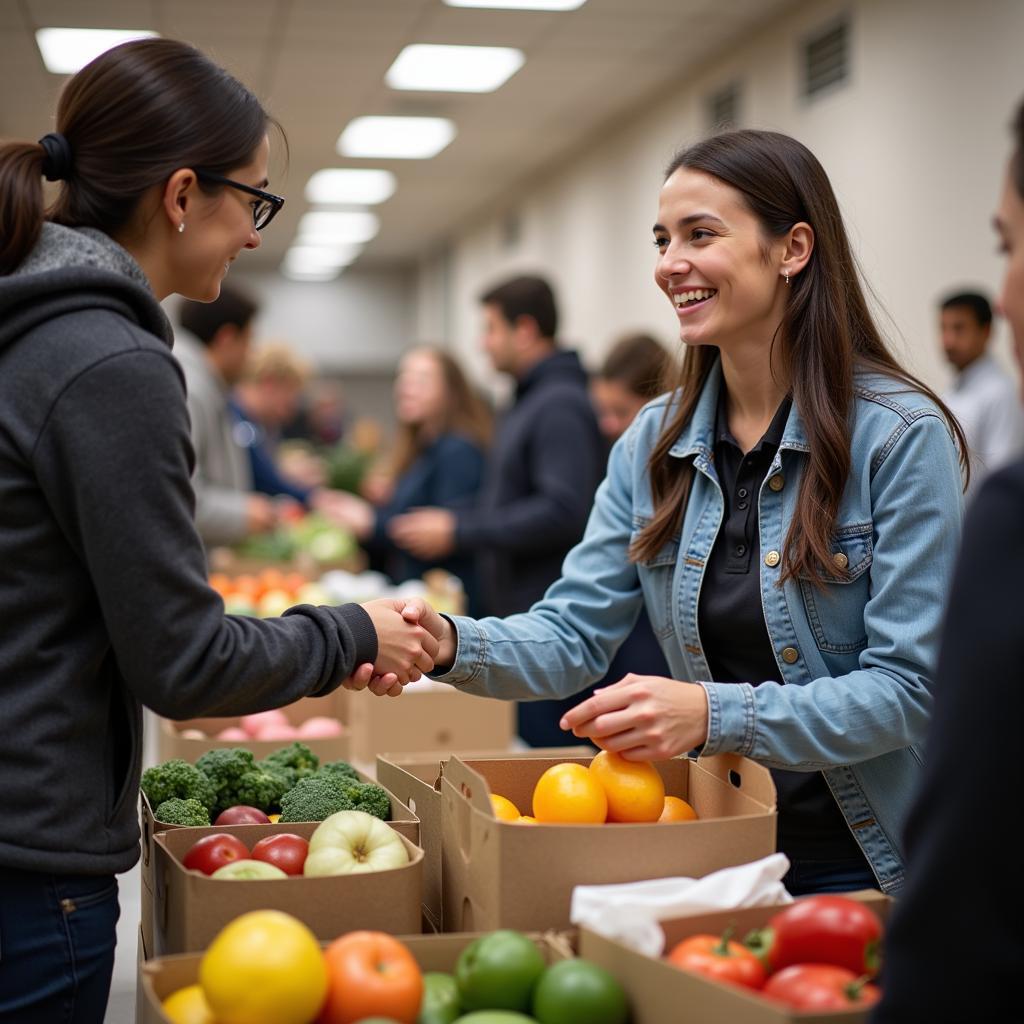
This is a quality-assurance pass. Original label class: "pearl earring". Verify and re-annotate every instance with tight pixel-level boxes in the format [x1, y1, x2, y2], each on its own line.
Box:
[783, 270, 790, 285]
[178, 222, 185, 234]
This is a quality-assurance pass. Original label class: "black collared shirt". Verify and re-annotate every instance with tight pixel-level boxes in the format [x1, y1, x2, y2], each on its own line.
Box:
[697, 388, 868, 865]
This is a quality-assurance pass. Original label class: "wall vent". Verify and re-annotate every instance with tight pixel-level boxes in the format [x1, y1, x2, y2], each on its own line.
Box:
[706, 81, 740, 130]
[803, 17, 850, 99]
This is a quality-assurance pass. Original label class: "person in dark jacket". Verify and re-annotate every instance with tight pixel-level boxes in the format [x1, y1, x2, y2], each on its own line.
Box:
[870, 95, 1024, 1024]
[0, 39, 440, 1023]
[389, 276, 605, 744]
[328, 345, 492, 614]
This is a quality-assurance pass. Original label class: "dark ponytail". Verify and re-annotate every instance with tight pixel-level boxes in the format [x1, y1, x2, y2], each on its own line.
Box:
[0, 37, 277, 276]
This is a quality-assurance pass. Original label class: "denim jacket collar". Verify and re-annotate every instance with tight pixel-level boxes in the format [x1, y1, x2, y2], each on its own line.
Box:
[668, 356, 811, 462]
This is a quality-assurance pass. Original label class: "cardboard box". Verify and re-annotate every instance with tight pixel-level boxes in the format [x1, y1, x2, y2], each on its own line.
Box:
[340, 684, 516, 765]
[440, 753, 777, 933]
[580, 891, 891, 1024]
[156, 692, 350, 763]
[140, 777, 420, 958]
[138, 930, 573, 1024]
[151, 820, 423, 956]
[376, 747, 594, 931]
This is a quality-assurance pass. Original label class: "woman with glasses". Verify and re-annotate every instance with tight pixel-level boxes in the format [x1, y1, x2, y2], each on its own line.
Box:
[0, 38, 440, 1022]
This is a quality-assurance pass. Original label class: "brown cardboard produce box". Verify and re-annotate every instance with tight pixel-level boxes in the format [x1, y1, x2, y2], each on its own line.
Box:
[580, 890, 891, 1024]
[151, 820, 423, 956]
[139, 770, 419, 958]
[156, 691, 349, 763]
[440, 753, 777, 933]
[139, 930, 574, 1024]
[377, 747, 595, 931]
[339, 683, 516, 764]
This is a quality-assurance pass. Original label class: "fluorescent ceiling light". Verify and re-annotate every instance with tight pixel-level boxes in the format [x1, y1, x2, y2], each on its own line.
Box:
[444, 0, 586, 9]
[281, 263, 342, 283]
[386, 44, 524, 93]
[305, 169, 396, 206]
[36, 27, 158, 74]
[286, 243, 363, 268]
[297, 211, 380, 245]
[337, 116, 456, 160]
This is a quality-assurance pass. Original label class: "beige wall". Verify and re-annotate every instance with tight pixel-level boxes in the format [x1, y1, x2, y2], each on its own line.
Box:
[420, 0, 1024, 395]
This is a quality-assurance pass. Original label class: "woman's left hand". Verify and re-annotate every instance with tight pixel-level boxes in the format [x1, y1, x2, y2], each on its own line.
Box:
[560, 674, 710, 761]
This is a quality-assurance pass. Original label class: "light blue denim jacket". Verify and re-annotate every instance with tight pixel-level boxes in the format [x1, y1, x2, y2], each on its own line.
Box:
[435, 359, 963, 894]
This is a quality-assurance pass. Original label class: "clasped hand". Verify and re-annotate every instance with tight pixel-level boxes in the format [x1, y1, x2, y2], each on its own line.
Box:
[559, 674, 711, 761]
[344, 598, 447, 697]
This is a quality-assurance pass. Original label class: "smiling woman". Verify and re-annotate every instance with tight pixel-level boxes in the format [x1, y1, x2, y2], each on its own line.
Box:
[0, 37, 443, 1023]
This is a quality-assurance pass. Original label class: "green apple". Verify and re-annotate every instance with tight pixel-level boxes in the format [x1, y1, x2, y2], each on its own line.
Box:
[453, 1014, 538, 1023]
[304, 810, 409, 876]
[210, 859, 288, 880]
[455, 931, 545, 1013]
[531, 960, 628, 1024]
[417, 972, 461, 1024]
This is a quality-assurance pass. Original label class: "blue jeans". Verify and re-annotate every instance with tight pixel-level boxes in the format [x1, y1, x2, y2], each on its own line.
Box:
[783, 858, 878, 897]
[0, 867, 119, 1024]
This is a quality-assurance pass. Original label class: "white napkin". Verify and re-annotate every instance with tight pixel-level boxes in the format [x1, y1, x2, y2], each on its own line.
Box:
[570, 853, 793, 957]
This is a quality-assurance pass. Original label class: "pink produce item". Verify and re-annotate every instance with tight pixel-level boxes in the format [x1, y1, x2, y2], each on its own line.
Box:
[240, 709, 290, 737]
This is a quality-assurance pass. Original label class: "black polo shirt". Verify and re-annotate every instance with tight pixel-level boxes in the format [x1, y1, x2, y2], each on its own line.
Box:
[697, 389, 869, 865]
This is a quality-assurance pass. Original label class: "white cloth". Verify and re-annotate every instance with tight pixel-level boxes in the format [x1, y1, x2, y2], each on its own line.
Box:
[570, 853, 793, 957]
[943, 354, 1024, 498]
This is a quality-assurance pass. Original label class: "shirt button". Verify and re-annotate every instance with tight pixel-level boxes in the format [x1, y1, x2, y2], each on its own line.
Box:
[738, 487, 749, 498]
[738, 500, 748, 510]
[781, 646, 800, 664]
[735, 544, 746, 556]
[768, 474, 785, 492]
[764, 550, 781, 567]
[832, 551, 849, 570]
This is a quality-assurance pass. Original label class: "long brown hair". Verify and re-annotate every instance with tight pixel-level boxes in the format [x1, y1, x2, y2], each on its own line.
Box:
[390, 346, 493, 478]
[0, 38, 275, 276]
[630, 130, 968, 586]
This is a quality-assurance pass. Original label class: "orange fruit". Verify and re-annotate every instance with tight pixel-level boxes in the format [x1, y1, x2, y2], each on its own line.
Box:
[231, 574, 261, 600]
[162, 984, 215, 1024]
[532, 763, 608, 824]
[208, 573, 232, 598]
[659, 795, 699, 822]
[490, 793, 522, 821]
[516, 815, 538, 825]
[588, 750, 665, 823]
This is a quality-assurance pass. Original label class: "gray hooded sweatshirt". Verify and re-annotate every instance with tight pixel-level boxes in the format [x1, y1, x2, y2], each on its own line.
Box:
[0, 224, 376, 876]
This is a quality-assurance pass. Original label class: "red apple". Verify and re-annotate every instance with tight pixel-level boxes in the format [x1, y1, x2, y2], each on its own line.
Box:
[182, 833, 249, 875]
[251, 833, 309, 876]
[214, 805, 271, 826]
[240, 709, 289, 738]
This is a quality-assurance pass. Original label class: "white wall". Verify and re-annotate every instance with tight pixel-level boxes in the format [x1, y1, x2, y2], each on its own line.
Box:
[419, 0, 1024, 394]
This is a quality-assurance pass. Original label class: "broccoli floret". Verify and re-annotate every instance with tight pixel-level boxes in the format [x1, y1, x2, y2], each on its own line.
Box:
[195, 748, 256, 814]
[153, 798, 211, 826]
[316, 759, 361, 784]
[232, 766, 292, 813]
[263, 742, 320, 788]
[141, 759, 216, 812]
[338, 780, 391, 821]
[278, 775, 351, 822]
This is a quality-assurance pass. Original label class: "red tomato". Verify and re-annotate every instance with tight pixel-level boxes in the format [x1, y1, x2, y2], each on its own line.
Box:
[182, 833, 249, 875]
[749, 895, 884, 976]
[318, 931, 423, 1024]
[666, 931, 766, 990]
[763, 964, 881, 1010]
[214, 805, 271, 826]
[251, 833, 309, 876]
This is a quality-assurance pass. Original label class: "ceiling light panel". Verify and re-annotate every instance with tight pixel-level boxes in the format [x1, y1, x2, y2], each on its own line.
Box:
[36, 27, 159, 74]
[337, 117, 456, 160]
[443, 0, 587, 9]
[297, 211, 380, 245]
[386, 44, 524, 93]
[305, 169, 396, 206]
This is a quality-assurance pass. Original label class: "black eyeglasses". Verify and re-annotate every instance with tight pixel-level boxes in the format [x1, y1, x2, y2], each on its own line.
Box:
[195, 169, 285, 231]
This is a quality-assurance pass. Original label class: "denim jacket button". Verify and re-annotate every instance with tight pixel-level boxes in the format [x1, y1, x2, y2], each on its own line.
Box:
[764, 549, 781, 568]
[781, 646, 800, 664]
[768, 474, 785, 491]
[832, 551, 849, 569]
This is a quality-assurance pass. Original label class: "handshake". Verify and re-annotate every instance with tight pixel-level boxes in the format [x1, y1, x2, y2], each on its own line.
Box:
[345, 598, 457, 697]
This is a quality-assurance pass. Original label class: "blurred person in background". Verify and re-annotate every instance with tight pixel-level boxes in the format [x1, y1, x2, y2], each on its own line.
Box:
[0, 39, 441, 1022]
[590, 333, 674, 680]
[938, 288, 1024, 496]
[871, 98, 1024, 1024]
[390, 276, 606, 744]
[328, 345, 491, 615]
[176, 284, 280, 545]
[422, 130, 966, 897]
